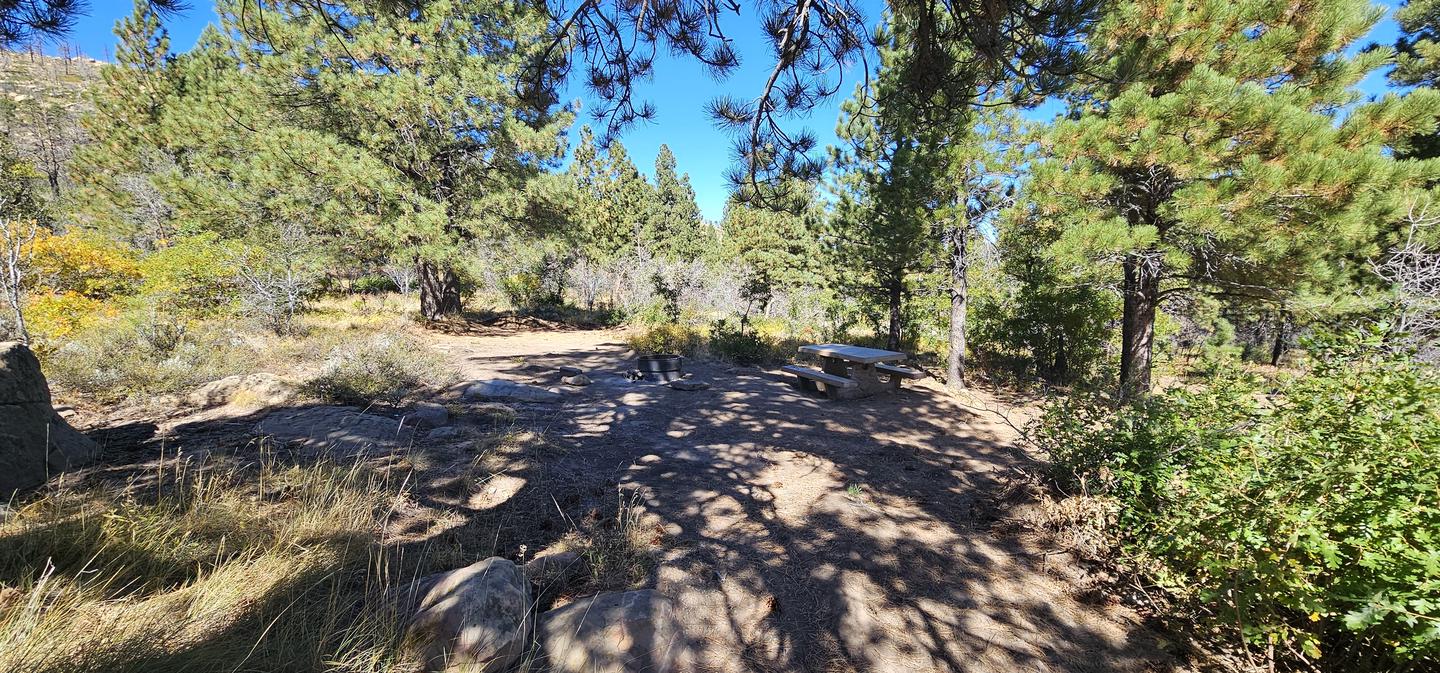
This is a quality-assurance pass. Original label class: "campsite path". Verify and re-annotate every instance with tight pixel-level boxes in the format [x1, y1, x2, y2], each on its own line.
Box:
[424, 328, 1173, 673]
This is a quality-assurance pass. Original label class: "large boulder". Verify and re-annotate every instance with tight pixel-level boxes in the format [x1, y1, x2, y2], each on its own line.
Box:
[184, 373, 295, 409]
[0, 342, 98, 496]
[462, 379, 562, 403]
[536, 590, 689, 673]
[407, 558, 533, 673]
[254, 406, 414, 452]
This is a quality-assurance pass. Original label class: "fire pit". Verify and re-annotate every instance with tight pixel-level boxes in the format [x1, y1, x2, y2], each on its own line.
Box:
[636, 354, 684, 382]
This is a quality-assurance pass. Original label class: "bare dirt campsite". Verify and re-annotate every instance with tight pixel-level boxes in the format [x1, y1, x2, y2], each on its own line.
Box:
[43, 323, 1171, 673]
[3, 1, 1437, 672]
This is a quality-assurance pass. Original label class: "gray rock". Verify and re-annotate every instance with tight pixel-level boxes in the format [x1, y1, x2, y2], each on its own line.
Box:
[524, 550, 586, 588]
[255, 406, 414, 452]
[462, 379, 562, 403]
[0, 342, 98, 497]
[185, 373, 294, 409]
[561, 374, 592, 387]
[426, 426, 461, 442]
[556, 365, 584, 376]
[409, 401, 449, 428]
[668, 380, 710, 391]
[407, 558, 532, 673]
[537, 590, 689, 673]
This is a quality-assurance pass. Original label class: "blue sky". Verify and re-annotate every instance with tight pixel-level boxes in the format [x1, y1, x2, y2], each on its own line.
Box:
[51, 1, 1405, 221]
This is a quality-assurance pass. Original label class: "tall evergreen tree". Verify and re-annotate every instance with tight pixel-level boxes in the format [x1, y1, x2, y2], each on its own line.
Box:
[205, 0, 571, 320]
[646, 144, 707, 259]
[566, 124, 626, 262]
[828, 76, 939, 351]
[1034, 0, 1440, 398]
[602, 140, 655, 257]
[827, 15, 1022, 380]
[1395, 0, 1440, 159]
[69, 0, 177, 247]
[721, 191, 820, 311]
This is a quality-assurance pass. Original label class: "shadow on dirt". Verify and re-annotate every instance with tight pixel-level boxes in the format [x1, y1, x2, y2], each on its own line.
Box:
[32, 335, 1174, 673]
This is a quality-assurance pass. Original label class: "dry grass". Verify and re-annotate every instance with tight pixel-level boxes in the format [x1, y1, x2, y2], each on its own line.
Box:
[0, 450, 426, 673]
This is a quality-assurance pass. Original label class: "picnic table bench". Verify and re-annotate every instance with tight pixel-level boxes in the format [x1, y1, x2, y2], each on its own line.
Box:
[782, 343, 925, 399]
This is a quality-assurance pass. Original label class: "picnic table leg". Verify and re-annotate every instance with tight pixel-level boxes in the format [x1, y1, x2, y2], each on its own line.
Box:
[849, 363, 888, 394]
[820, 356, 849, 378]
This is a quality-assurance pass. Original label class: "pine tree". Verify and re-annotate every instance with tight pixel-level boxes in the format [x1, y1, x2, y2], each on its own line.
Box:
[567, 125, 621, 261]
[1034, 0, 1440, 398]
[603, 140, 656, 258]
[646, 144, 707, 259]
[828, 74, 940, 351]
[0, 0, 185, 48]
[721, 191, 820, 312]
[205, 0, 571, 320]
[826, 16, 1021, 371]
[69, 0, 177, 247]
[1395, 0, 1440, 159]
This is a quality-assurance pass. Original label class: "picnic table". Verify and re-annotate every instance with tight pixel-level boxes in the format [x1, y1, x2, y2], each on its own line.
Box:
[782, 343, 924, 399]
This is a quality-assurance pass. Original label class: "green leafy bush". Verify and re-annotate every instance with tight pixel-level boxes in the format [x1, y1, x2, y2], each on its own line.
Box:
[301, 335, 445, 405]
[1034, 328, 1440, 669]
[626, 323, 706, 357]
[707, 319, 779, 364]
[349, 274, 397, 295]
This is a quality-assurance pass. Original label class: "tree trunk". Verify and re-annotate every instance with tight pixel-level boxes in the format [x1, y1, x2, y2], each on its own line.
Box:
[1270, 310, 1288, 367]
[418, 261, 462, 320]
[945, 223, 968, 389]
[1119, 252, 1161, 400]
[886, 280, 903, 351]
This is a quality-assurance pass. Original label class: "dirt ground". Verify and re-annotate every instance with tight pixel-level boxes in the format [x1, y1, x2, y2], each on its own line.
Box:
[74, 326, 1176, 673]
[419, 328, 1174, 673]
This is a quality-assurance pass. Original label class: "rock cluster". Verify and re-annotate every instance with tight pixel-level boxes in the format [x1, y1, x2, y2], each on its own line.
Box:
[0, 342, 97, 496]
[406, 555, 689, 673]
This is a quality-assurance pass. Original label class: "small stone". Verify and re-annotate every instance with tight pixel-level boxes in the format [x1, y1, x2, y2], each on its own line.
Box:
[561, 374, 592, 387]
[536, 590, 690, 673]
[409, 402, 449, 428]
[426, 426, 461, 442]
[556, 365, 584, 376]
[407, 558, 532, 673]
[668, 380, 709, 391]
[0, 586, 20, 612]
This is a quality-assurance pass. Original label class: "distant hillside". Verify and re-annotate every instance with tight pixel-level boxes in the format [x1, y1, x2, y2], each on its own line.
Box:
[0, 49, 102, 112]
[0, 49, 102, 199]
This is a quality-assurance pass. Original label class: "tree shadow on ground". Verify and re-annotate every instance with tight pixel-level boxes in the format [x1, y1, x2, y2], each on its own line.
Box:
[27, 334, 1177, 673]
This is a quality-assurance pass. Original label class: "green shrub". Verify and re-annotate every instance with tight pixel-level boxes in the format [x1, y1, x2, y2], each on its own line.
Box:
[626, 323, 706, 357]
[708, 319, 780, 364]
[137, 233, 240, 319]
[349, 274, 397, 295]
[1034, 327, 1440, 669]
[301, 335, 445, 405]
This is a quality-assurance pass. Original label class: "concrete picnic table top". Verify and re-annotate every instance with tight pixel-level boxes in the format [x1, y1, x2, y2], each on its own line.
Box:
[798, 343, 909, 364]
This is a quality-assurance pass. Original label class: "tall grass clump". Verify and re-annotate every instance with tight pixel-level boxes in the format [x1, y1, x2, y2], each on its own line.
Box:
[1033, 328, 1440, 671]
[0, 452, 422, 673]
[42, 314, 254, 403]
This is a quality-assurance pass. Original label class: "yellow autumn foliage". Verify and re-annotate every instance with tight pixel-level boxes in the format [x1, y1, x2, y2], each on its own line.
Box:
[28, 230, 141, 299]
